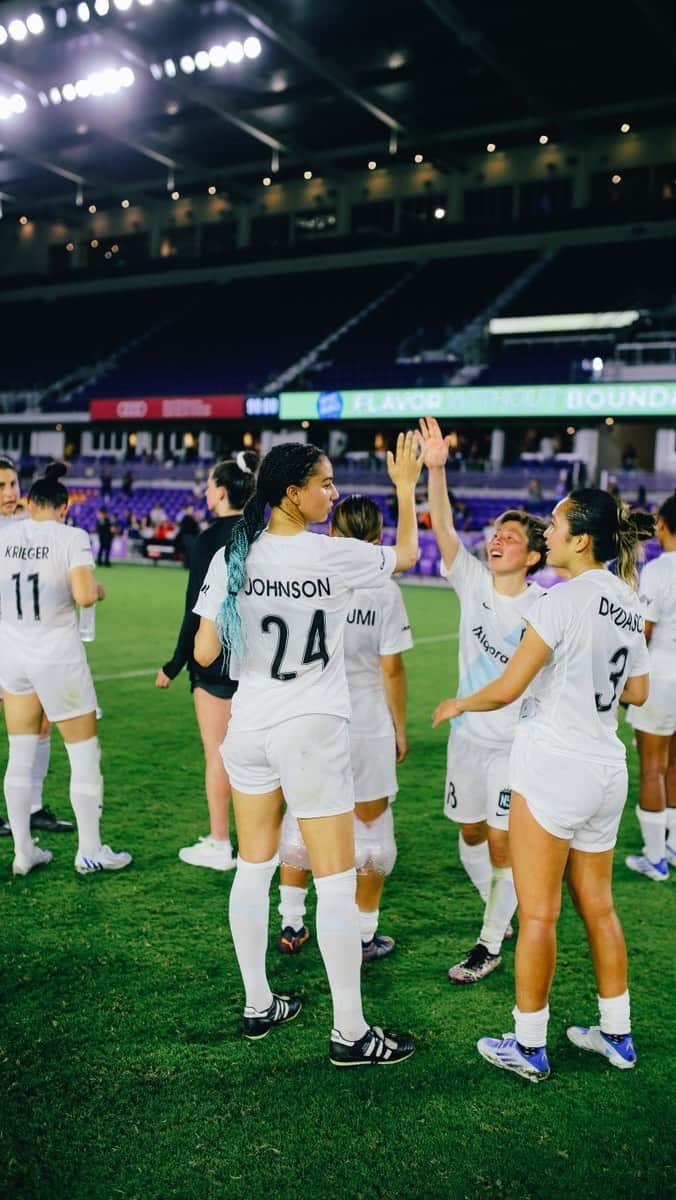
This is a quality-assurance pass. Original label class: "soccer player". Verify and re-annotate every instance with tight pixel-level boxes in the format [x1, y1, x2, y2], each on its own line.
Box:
[625, 492, 676, 879]
[0, 455, 73, 838]
[276, 494, 413, 961]
[155, 453, 257, 871]
[0, 462, 131, 877]
[193, 433, 422, 1066]
[434, 489, 652, 1081]
[420, 417, 547, 984]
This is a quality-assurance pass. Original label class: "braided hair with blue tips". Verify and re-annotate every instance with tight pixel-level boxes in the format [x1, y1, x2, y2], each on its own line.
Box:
[216, 442, 325, 663]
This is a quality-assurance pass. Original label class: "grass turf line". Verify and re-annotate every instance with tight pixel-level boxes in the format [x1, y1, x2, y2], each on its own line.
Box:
[1, 565, 673, 1200]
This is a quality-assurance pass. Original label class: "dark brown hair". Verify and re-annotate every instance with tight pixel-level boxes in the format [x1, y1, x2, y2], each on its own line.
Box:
[331, 495, 382, 544]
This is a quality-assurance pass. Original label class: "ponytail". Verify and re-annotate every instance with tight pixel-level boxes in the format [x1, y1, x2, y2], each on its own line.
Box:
[566, 488, 655, 588]
[28, 461, 69, 510]
[216, 441, 325, 662]
[615, 506, 655, 587]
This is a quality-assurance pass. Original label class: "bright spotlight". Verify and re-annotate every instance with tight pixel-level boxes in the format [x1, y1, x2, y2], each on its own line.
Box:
[113, 0, 133, 10]
[368, 160, 376, 170]
[208, 185, 216, 195]
[66, 242, 74, 252]
[8, 19, 28, 41]
[262, 176, 271, 186]
[101, 68, 121, 92]
[434, 207, 446, 219]
[209, 44, 227, 67]
[414, 153, 423, 163]
[19, 215, 28, 225]
[88, 203, 97, 213]
[77, 3, 90, 21]
[137, 0, 154, 5]
[62, 83, 77, 102]
[304, 169, 312, 180]
[592, 356, 604, 372]
[26, 13, 45, 34]
[118, 66, 135, 88]
[121, 198, 130, 208]
[179, 55, 195, 74]
[0, 27, 6, 45]
[611, 173, 621, 185]
[94, 0, 110, 12]
[194, 50, 210, 71]
[55, 7, 68, 28]
[243, 36, 261, 59]
[150, 63, 163, 80]
[49, 86, 62, 104]
[171, 190, 180, 200]
[486, 142, 496, 152]
[75, 78, 92, 98]
[225, 40, 244, 63]
[620, 122, 631, 133]
[163, 58, 176, 77]
[38, 91, 49, 106]
[539, 134, 549, 145]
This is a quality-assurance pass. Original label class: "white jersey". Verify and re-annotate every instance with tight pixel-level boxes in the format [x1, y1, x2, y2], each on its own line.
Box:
[637, 552, 676, 679]
[345, 579, 413, 736]
[441, 542, 547, 744]
[0, 517, 93, 655]
[194, 530, 397, 732]
[522, 569, 651, 763]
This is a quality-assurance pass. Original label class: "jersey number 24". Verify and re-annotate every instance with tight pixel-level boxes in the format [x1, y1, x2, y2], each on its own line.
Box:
[262, 611, 329, 681]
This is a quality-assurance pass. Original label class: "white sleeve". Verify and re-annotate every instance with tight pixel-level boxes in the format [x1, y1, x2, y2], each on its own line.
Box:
[336, 539, 397, 591]
[638, 561, 663, 623]
[379, 584, 413, 655]
[526, 587, 569, 651]
[438, 540, 485, 597]
[67, 528, 95, 570]
[193, 548, 228, 623]
[629, 633, 651, 677]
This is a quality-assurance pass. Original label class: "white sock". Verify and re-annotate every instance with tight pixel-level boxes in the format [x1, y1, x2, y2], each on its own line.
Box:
[513, 1004, 549, 1049]
[31, 735, 50, 815]
[359, 907, 379, 944]
[459, 834, 491, 902]
[65, 737, 103, 858]
[315, 868, 368, 1043]
[278, 883, 307, 932]
[480, 866, 518, 955]
[666, 808, 676, 848]
[4, 734, 39, 857]
[229, 854, 277, 1014]
[636, 806, 667, 864]
[598, 990, 631, 1036]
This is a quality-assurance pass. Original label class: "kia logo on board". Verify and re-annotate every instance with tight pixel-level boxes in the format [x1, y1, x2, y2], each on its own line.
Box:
[117, 400, 148, 418]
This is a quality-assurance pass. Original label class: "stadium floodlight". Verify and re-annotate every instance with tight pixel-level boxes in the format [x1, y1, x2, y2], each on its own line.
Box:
[121, 198, 129, 207]
[77, 3, 91, 20]
[620, 122, 631, 133]
[486, 142, 496, 152]
[414, 153, 423, 163]
[118, 66, 135, 87]
[539, 134, 549, 145]
[262, 176, 271, 186]
[0, 26, 6, 45]
[137, 0, 154, 5]
[12, 94, 26, 113]
[434, 207, 446, 219]
[62, 83, 77, 101]
[19, 215, 28, 224]
[225, 40, 244, 63]
[38, 90, 49, 106]
[88, 203, 96, 212]
[171, 190, 179, 200]
[208, 185, 216, 194]
[243, 36, 261, 59]
[163, 58, 176, 76]
[113, 0, 133, 10]
[368, 160, 376, 170]
[194, 50, 210, 71]
[592, 356, 604, 372]
[209, 44, 227, 67]
[94, 0, 110, 13]
[49, 86, 62, 104]
[150, 63, 163, 80]
[56, 7, 68, 28]
[304, 169, 312, 180]
[75, 78, 92, 98]
[179, 55, 195, 74]
[612, 173, 621, 184]
[9, 19, 28, 41]
[26, 13, 45, 35]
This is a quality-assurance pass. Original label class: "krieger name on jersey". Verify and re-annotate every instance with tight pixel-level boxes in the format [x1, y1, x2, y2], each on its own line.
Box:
[598, 596, 644, 633]
[4, 544, 50, 560]
[244, 575, 331, 599]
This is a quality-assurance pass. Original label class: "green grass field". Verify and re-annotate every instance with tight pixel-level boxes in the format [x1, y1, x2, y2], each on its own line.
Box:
[1, 565, 673, 1200]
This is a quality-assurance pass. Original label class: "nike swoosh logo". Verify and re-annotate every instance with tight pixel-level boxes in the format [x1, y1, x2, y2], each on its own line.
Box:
[482, 602, 491, 610]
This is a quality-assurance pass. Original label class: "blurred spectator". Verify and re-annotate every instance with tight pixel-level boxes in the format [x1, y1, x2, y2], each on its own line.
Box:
[607, 478, 621, 501]
[121, 469, 134, 498]
[176, 505, 201, 569]
[100, 466, 112, 499]
[622, 443, 638, 471]
[119, 508, 134, 531]
[636, 484, 648, 507]
[149, 500, 168, 526]
[140, 516, 155, 540]
[96, 507, 113, 567]
[527, 478, 543, 501]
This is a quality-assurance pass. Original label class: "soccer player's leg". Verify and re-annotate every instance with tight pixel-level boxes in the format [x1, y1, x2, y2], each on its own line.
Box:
[444, 728, 490, 903]
[626, 729, 670, 880]
[29, 714, 74, 834]
[57, 711, 132, 874]
[278, 809, 311, 953]
[354, 798, 397, 962]
[179, 687, 235, 870]
[2, 690, 52, 876]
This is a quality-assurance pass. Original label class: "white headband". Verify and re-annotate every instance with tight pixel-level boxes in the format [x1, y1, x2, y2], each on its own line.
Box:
[236, 451, 253, 474]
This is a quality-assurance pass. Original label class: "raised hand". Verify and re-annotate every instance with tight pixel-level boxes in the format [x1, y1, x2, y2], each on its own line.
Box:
[419, 415, 452, 469]
[387, 430, 424, 490]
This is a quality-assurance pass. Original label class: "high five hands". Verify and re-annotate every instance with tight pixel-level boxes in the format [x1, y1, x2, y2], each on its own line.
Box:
[418, 416, 454, 469]
[387, 430, 425, 489]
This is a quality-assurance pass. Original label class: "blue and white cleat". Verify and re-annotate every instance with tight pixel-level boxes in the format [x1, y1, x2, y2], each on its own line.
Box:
[75, 845, 132, 875]
[664, 842, 676, 868]
[625, 854, 669, 882]
[477, 1034, 550, 1082]
[566, 1025, 636, 1069]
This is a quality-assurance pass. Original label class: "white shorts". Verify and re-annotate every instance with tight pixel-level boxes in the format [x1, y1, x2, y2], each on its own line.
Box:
[0, 637, 98, 722]
[222, 714, 354, 818]
[444, 727, 511, 831]
[509, 729, 628, 852]
[350, 731, 397, 805]
[626, 676, 676, 737]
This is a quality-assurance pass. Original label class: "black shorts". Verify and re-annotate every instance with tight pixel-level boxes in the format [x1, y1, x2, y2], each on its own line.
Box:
[189, 670, 237, 701]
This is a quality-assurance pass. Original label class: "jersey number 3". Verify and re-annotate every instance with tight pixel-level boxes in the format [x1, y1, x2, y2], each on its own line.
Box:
[262, 611, 329, 681]
[11, 572, 40, 621]
[595, 646, 628, 713]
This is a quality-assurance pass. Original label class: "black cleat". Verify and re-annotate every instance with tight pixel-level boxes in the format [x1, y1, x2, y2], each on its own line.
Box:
[0, 818, 11, 838]
[278, 925, 311, 955]
[243, 992, 303, 1040]
[30, 808, 75, 833]
[329, 1025, 416, 1068]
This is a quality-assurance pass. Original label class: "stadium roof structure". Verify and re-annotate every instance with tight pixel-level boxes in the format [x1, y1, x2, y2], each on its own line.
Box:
[0, 0, 675, 216]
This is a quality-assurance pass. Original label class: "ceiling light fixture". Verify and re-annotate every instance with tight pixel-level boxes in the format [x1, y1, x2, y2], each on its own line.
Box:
[414, 153, 423, 163]
[262, 176, 271, 186]
[486, 142, 496, 152]
[243, 36, 261, 59]
[539, 134, 549, 145]
[304, 169, 312, 180]
[620, 122, 631, 133]
[368, 160, 376, 170]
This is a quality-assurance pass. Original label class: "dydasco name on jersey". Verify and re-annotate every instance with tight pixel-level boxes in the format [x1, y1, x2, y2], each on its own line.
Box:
[598, 596, 644, 633]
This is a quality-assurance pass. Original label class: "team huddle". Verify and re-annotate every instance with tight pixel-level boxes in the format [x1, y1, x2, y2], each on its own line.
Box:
[1, 418, 673, 1079]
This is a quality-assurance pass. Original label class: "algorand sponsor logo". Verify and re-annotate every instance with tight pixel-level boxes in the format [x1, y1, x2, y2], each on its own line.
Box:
[566, 385, 676, 412]
[117, 400, 148, 418]
[471, 624, 509, 664]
